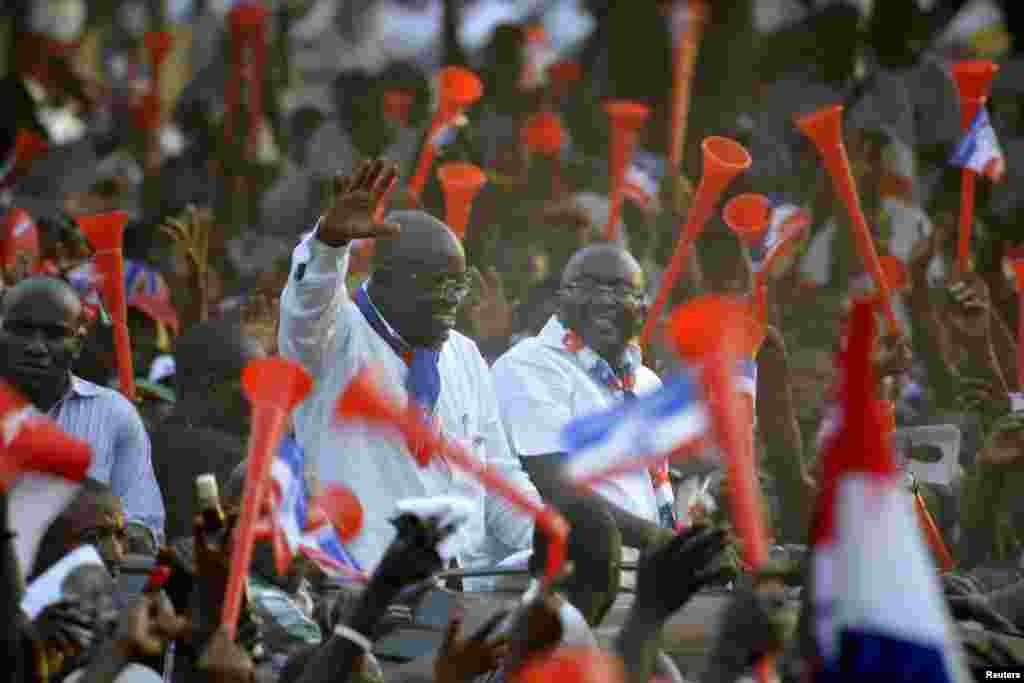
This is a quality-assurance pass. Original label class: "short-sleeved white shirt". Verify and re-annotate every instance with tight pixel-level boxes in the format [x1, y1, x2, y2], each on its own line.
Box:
[491, 316, 662, 524]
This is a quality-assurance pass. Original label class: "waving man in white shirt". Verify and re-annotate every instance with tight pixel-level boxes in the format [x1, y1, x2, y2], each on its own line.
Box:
[279, 160, 538, 581]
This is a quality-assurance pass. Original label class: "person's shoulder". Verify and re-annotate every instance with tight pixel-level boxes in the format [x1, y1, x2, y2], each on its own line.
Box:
[71, 377, 145, 424]
[492, 334, 558, 369]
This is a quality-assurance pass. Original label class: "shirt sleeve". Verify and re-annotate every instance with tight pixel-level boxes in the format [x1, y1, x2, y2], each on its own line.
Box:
[109, 398, 165, 542]
[491, 351, 573, 457]
[475, 352, 538, 554]
[278, 226, 352, 381]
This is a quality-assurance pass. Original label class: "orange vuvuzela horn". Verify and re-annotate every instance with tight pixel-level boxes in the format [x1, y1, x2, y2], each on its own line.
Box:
[222, 358, 312, 640]
[666, 296, 770, 570]
[1005, 247, 1024, 391]
[640, 137, 751, 348]
[666, 296, 775, 683]
[723, 193, 772, 325]
[437, 162, 487, 240]
[137, 32, 173, 133]
[77, 211, 135, 401]
[522, 111, 565, 198]
[952, 60, 1000, 275]
[604, 101, 650, 242]
[0, 381, 92, 492]
[382, 89, 415, 128]
[795, 105, 900, 334]
[408, 67, 483, 199]
[336, 369, 570, 585]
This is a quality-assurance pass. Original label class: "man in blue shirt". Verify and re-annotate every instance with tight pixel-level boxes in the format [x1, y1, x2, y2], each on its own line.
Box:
[0, 276, 165, 549]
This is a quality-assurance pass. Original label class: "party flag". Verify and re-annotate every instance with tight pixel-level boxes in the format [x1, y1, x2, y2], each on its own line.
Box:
[560, 373, 708, 482]
[809, 302, 967, 682]
[749, 202, 812, 274]
[622, 150, 665, 211]
[269, 436, 364, 581]
[950, 107, 1006, 183]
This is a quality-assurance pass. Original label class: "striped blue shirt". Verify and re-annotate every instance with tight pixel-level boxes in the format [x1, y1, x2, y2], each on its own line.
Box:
[49, 376, 165, 540]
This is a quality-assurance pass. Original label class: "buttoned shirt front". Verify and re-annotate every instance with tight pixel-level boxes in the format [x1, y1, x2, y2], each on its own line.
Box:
[279, 233, 538, 577]
[50, 376, 165, 539]
[491, 316, 663, 525]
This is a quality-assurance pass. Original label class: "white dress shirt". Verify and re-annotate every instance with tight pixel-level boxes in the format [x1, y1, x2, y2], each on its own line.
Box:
[279, 232, 537, 578]
[491, 316, 663, 525]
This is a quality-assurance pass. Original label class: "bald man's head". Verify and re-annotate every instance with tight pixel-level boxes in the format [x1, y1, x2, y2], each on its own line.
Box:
[558, 245, 646, 366]
[368, 210, 470, 350]
[0, 277, 86, 410]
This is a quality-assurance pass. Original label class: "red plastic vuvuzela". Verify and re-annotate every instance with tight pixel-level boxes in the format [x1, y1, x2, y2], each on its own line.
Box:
[951, 60, 1000, 274]
[723, 193, 771, 245]
[382, 89, 415, 127]
[140, 31, 173, 133]
[723, 193, 772, 326]
[437, 162, 488, 240]
[225, 3, 269, 151]
[666, 296, 769, 572]
[77, 211, 136, 401]
[512, 647, 625, 683]
[222, 358, 312, 641]
[408, 67, 484, 199]
[0, 381, 92, 491]
[311, 484, 364, 543]
[1006, 247, 1024, 391]
[336, 368, 570, 584]
[796, 105, 900, 334]
[522, 112, 565, 197]
[640, 137, 751, 348]
[603, 100, 650, 242]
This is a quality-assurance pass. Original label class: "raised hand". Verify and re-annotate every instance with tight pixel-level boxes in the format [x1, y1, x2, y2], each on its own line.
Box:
[33, 599, 97, 660]
[465, 267, 512, 341]
[434, 610, 510, 683]
[161, 205, 213, 281]
[317, 160, 401, 247]
[977, 412, 1024, 467]
[369, 514, 451, 594]
[946, 274, 993, 345]
[113, 593, 189, 659]
[633, 525, 729, 625]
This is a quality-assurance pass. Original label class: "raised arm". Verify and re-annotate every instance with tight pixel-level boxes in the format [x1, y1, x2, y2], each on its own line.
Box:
[279, 161, 400, 378]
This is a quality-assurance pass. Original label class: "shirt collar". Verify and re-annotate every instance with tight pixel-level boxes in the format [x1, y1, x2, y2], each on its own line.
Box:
[68, 375, 102, 398]
[360, 280, 412, 350]
[538, 315, 642, 385]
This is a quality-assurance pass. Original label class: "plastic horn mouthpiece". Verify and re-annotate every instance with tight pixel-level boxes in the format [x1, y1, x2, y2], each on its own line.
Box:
[723, 193, 771, 245]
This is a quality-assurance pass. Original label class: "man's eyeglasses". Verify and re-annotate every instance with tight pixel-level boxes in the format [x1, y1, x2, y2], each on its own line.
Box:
[376, 271, 472, 301]
[566, 278, 645, 303]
